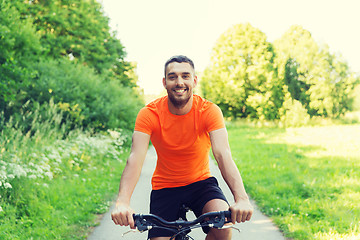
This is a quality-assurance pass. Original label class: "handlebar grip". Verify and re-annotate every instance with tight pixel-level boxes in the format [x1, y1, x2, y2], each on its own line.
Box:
[224, 210, 231, 220]
[133, 214, 149, 231]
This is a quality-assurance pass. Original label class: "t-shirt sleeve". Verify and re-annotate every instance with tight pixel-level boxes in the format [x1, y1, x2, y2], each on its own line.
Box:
[134, 107, 154, 135]
[204, 104, 225, 132]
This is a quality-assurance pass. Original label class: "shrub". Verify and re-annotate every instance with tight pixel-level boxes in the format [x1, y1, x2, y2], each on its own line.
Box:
[281, 95, 310, 127]
[26, 58, 143, 131]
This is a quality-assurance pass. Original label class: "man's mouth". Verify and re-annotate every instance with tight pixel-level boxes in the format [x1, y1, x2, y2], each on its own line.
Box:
[174, 89, 187, 94]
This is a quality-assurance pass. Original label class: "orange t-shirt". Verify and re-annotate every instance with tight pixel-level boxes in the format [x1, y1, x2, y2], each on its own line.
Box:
[135, 95, 225, 190]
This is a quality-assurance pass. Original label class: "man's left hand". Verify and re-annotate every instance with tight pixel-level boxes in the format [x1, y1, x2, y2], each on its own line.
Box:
[229, 199, 254, 223]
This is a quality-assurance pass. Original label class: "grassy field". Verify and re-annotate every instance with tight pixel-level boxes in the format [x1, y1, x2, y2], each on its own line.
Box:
[228, 122, 360, 240]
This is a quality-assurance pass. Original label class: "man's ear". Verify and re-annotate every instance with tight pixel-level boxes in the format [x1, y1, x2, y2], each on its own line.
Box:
[193, 76, 198, 87]
[162, 77, 166, 88]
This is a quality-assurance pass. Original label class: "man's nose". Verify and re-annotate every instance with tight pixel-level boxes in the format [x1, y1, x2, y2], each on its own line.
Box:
[175, 76, 185, 85]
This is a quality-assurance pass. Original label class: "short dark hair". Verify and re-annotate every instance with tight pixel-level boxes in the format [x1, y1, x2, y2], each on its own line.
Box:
[164, 55, 195, 76]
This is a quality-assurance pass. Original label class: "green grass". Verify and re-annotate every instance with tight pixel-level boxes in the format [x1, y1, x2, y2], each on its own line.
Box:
[0, 105, 128, 239]
[0, 139, 127, 239]
[227, 122, 360, 240]
[0, 164, 125, 239]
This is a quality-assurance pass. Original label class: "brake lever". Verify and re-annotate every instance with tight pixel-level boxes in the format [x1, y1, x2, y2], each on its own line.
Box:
[220, 224, 241, 233]
[122, 225, 154, 237]
[122, 229, 138, 237]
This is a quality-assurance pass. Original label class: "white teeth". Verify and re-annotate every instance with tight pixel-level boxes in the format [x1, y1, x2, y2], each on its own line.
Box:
[175, 89, 185, 93]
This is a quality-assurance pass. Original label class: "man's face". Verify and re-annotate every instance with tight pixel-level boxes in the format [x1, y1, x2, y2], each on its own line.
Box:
[163, 62, 197, 108]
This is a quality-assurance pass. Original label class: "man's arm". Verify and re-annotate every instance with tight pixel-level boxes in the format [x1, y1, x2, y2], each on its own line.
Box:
[111, 131, 150, 229]
[209, 128, 253, 223]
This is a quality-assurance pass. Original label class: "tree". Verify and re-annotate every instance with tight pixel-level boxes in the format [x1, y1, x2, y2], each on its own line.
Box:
[201, 23, 281, 120]
[274, 25, 357, 118]
[12, 0, 135, 87]
[0, 1, 42, 119]
[1, 0, 144, 132]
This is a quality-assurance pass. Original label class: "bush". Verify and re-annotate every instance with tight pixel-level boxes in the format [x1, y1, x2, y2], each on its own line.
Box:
[281, 96, 310, 127]
[26, 58, 143, 131]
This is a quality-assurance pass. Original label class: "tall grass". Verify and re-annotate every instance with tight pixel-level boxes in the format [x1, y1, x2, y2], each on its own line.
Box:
[228, 122, 360, 240]
[0, 101, 128, 239]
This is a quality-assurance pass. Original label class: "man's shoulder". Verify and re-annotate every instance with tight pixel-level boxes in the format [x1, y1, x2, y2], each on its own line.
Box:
[145, 95, 167, 109]
[138, 96, 167, 116]
[193, 95, 217, 112]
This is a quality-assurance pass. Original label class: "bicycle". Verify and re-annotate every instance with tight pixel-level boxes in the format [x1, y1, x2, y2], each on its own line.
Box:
[123, 205, 240, 240]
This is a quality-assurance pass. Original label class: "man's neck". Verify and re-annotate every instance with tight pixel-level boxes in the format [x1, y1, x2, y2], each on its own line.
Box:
[167, 96, 194, 115]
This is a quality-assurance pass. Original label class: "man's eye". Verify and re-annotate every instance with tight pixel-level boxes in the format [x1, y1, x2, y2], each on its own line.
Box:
[183, 75, 190, 79]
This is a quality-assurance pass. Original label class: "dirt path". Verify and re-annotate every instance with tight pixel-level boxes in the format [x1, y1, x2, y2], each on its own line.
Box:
[88, 146, 286, 240]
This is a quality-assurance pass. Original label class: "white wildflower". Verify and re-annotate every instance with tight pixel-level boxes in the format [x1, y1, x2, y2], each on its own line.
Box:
[7, 174, 15, 179]
[44, 172, 53, 180]
[48, 152, 61, 162]
[4, 183, 12, 189]
[13, 166, 27, 177]
[108, 129, 121, 139]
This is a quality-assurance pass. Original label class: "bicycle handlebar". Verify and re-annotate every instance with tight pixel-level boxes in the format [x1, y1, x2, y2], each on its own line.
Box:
[133, 210, 232, 232]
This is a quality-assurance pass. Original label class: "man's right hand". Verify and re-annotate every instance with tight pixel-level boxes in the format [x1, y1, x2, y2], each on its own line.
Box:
[111, 202, 135, 229]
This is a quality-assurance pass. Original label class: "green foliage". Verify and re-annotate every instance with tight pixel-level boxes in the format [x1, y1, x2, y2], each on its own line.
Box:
[201, 23, 281, 120]
[201, 24, 358, 122]
[0, 145, 126, 239]
[0, 106, 128, 239]
[1, 0, 144, 133]
[274, 25, 357, 118]
[27, 58, 143, 131]
[282, 99, 310, 128]
[0, 3, 140, 237]
[0, 1, 42, 64]
[11, 0, 135, 87]
[0, 1, 41, 114]
[283, 58, 310, 106]
[352, 83, 360, 111]
[280, 89, 310, 127]
[227, 122, 360, 240]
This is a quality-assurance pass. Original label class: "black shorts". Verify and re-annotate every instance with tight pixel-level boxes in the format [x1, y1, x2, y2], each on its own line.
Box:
[148, 177, 228, 239]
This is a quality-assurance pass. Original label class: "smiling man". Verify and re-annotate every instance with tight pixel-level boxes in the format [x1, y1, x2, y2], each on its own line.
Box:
[111, 55, 253, 240]
[164, 58, 196, 110]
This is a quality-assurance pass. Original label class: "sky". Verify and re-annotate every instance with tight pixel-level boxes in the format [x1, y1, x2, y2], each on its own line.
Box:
[99, 0, 360, 95]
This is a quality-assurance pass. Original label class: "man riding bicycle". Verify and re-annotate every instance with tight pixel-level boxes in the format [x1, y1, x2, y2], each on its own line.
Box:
[111, 55, 253, 240]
